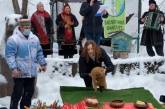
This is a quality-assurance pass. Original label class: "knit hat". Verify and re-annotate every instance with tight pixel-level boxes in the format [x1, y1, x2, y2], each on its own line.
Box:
[18, 19, 31, 27]
[149, 0, 157, 5]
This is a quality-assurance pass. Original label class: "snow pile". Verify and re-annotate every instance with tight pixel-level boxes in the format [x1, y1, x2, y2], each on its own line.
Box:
[0, 74, 7, 84]
[0, 14, 22, 57]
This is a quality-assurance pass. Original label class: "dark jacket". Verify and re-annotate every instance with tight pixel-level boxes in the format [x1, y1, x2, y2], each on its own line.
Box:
[56, 13, 78, 43]
[140, 10, 164, 46]
[79, 48, 114, 78]
[79, 1, 108, 35]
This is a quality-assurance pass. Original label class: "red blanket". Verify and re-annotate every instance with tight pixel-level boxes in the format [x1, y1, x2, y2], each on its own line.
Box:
[102, 102, 155, 109]
[61, 101, 155, 109]
[62, 101, 87, 109]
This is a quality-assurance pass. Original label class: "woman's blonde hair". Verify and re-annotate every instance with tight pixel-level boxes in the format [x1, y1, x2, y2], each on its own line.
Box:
[81, 40, 101, 63]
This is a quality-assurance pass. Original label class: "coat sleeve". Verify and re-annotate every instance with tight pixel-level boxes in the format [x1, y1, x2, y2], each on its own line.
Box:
[101, 48, 114, 73]
[79, 56, 89, 78]
[72, 14, 79, 27]
[139, 12, 148, 24]
[5, 37, 18, 70]
[79, 2, 92, 16]
[56, 14, 65, 42]
[56, 14, 63, 26]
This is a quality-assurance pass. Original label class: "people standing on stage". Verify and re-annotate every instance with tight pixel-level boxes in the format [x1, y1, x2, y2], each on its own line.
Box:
[79, 40, 114, 87]
[79, 0, 108, 45]
[5, 17, 47, 109]
[31, 2, 54, 57]
[56, 3, 79, 58]
[140, 0, 164, 57]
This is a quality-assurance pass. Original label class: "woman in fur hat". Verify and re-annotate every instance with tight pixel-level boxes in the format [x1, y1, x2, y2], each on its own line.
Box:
[140, 0, 165, 56]
[56, 3, 79, 58]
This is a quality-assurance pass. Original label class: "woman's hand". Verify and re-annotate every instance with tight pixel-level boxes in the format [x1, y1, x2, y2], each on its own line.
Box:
[160, 16, 164, 22]
[90, 0, 95, 6]
[102, 9, 108, 15]
[141, 18, 145, 23]
[66, 21, 74, 26]
[65, 24, 69, 28]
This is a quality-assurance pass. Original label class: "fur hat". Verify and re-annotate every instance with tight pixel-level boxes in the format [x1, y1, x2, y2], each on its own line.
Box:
[18, 19, 31, 27]
[149, 0, 157, 5]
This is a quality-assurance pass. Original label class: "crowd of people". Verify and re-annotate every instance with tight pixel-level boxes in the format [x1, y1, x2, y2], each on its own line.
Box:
[4, 0, 165, 108]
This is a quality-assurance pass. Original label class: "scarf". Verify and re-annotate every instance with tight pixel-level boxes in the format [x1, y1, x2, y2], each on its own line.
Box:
[61, 12, 74, 44]
[31, 10, 50, 44]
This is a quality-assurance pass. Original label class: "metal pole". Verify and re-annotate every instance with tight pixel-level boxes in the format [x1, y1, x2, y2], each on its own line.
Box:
[137, 0, 142, 53]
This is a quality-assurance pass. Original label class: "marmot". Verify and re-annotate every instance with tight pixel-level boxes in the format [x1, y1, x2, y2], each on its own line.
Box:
[90, 67, 107, 92]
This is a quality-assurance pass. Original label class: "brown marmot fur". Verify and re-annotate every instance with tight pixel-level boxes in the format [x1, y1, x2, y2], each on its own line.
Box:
[90, 67, 107, 92]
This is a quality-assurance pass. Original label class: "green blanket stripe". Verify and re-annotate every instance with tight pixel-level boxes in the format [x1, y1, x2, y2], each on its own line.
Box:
[60, 86, 163, 109]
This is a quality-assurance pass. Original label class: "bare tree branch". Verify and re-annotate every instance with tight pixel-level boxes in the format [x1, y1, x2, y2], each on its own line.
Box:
[12, 0, 20, 14]
[22, 0, 28, 17]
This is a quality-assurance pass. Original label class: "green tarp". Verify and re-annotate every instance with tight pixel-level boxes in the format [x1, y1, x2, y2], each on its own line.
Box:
[60, 86, 163, 109]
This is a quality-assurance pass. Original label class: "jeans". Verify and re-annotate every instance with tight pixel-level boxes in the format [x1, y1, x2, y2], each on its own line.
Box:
[84, 32, 102, 45]
[10, 78, 35, 109]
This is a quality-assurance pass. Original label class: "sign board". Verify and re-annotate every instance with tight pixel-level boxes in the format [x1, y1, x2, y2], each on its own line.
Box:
[102, 0, 126, 38]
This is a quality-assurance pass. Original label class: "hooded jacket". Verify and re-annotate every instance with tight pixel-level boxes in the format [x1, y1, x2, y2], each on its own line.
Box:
[5, 26, 47, 78]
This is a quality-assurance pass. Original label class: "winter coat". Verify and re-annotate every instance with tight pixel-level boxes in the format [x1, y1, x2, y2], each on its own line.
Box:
[31, 10, 54, 44]
[5, 27, 47, 78]
[79, 48, 114, 78]
[79, 1, 108, 35]
[31, 10, 54, 55]
[140, 10, 164, 46]
[56, 13, 78, 43]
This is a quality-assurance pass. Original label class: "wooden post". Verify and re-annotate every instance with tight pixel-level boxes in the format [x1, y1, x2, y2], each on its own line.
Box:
[0, 56, 13, 97]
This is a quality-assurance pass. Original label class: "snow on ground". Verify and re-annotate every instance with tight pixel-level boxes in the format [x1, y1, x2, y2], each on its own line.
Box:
[1, 55, 165, 108]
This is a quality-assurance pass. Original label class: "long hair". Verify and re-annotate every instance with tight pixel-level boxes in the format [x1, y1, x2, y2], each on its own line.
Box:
[63, 2, 70, 10]
[62, 2, 71, 15]
[81, 40, 101, 63]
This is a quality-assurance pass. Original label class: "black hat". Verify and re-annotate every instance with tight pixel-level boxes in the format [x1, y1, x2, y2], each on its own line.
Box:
[149, 0, 157, 5]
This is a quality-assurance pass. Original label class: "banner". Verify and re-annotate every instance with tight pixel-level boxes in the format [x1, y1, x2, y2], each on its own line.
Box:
[102, 0, 139, 39]
[103, 0, 126, 38]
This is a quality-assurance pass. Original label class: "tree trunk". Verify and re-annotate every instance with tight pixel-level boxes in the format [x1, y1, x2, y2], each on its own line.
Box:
[22, 0, 28, 17]
[12, 0, 20, 14]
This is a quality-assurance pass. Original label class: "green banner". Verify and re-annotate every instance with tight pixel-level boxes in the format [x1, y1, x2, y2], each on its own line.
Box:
[102, 0, 126, 38]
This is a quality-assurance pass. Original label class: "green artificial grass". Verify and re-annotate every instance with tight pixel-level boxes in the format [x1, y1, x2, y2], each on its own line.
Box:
[60, 86, 163, 109]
